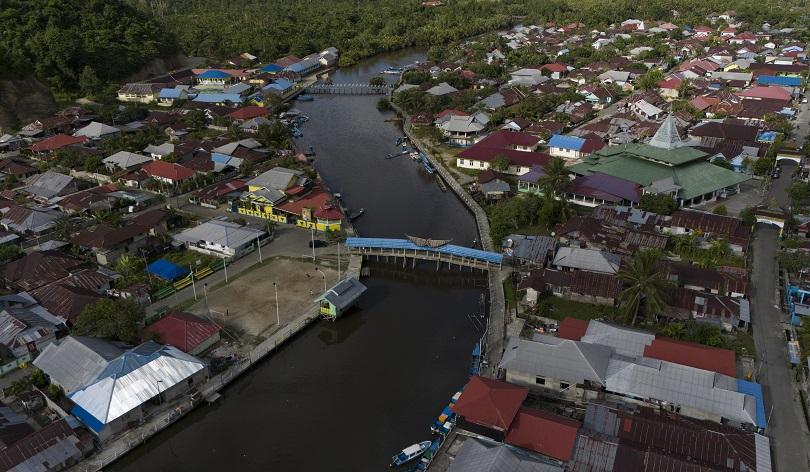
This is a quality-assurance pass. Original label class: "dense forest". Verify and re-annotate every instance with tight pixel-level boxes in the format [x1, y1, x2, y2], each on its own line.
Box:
[1, 0, 808, 95]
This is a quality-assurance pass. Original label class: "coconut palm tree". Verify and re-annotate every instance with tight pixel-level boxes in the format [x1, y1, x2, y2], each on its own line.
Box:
[618, 250, 671, 326]
[537, 156, 569, 196]
[672, 234, 698, 257]
[709, 238, 731, 260]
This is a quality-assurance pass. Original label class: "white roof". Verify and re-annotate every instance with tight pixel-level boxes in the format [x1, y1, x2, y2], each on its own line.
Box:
[144, 142, 174, 157]
[73, 121, 119, 139]
[426, 82, 459, 96]
[580, 320, 655, 357]
[212, 138, 262, 156]
[173, 220, 265, 250]
[440, 115, 487, 133]
[500, 334, 612, 385]
[553, 247, 621, 274]
[634, 99, 664, 118]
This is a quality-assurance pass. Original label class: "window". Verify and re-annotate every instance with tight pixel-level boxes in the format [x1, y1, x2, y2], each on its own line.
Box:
[560, 381, 570, 390]
[535, 376, 545, 385]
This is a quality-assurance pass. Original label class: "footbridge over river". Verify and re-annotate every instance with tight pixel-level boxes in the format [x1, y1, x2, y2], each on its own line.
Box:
[346, 236, 503, 271]
[305, 83, 392, 95]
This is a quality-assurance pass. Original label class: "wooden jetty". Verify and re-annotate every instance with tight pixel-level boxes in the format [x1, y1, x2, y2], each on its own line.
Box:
[435, 174, 447, 191]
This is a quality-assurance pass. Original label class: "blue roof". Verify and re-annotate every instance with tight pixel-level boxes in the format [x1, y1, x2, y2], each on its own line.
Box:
[212, 152, 231, 164]
[147, 259, 190, 280]
[737, 379, 767, 428]
[71, 405, 105, 433]
[261, 64, 283, 73]
[159, 88, 183, 99]
[192, 93, 244, 104]
[548, 134, 585, 151]
[345, 237, 503, 264]
[757, 75, 802, 87]
[196, 70, 232, 79]
[757, 130, 777, 142]
[263, 79, 294, 91]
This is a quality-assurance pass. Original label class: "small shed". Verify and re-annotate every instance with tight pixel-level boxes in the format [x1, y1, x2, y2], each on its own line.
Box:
[318, 277, 367, 319]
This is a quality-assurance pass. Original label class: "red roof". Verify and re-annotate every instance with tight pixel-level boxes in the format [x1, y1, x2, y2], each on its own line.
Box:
[30, 134, 87, 153]
[643, 338, 737, 377]
[505, 408, 581, 461]
[227, 106, 268, 121]
[657, 77, 682, 90]
[739, 86, 792, 102]
[541, 63, 568, 73]
[556, 317, 589, 341]
[476, 129, 540, 148]
[434, 109, 469, 119]
[142, 160, 196, 181]
[143, 311, 221, 353]
[452, 376, 528, 432]
[276, 187, 343, 221]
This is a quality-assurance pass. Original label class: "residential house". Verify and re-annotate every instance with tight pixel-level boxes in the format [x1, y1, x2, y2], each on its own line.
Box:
[274, 187, 343, 231]
[666, 287, 750, 331]
[157, 87, 189, 106]
[24, 171, 79, 203]
[0, 418, 93, 472]
[426, 82, 459, 96]
[438, 113, 489, 146]
[456, 130, 549, 175]
[317, 277, 367, 319]
[552, 247, 621, 274]
[0, 251, 85, 292]
[191, 179, 248, 208]
[238, 167, 309, 221]
[451, 376, 528, 440]
[142, 160, 196, 186]
[103, 151, 153, 172]
[71, 223, 151, 266]
[501, 234, 556, 267]
[34, 337, 207, 441]
[0, 205, 59, 235]
[173, 220, 266, 258]
[195, 69, 235, 88]
[563, 173, 642, 208]
[519, 268, 622, 306]
[447, 438, 563, 472]
[29, 134, 89, 155]
[661, 209, 751, 254]
[143, 311, 221, 355]
[29, 283, 105, 324]
[73, 121, 120, 141]
[509, 69, 547, 87]
[0, 293, 62, 361]
[117, 83, 162, 103]
[547, 134, 604, 161]
[477, 170, 511, 200]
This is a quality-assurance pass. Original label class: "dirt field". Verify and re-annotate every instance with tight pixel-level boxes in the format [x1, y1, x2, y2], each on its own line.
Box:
[187, 257, 340, 339]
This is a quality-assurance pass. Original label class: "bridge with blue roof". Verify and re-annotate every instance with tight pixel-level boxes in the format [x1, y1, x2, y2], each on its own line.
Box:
[345, 236, 503, 271]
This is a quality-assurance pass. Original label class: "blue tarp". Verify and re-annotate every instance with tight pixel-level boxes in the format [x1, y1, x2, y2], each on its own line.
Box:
[71, 404, 105, 432]
[548, 134, 585, 151]
[737, 379, 767, 428]
[346, 237, 503, 264]
[147, 259, 190, 281]
[757, 131, 777, 142]
[757, 75, 802, 87]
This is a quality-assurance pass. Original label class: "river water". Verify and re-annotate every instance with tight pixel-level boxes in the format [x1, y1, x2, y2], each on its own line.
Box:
[110, 49, 485, 472]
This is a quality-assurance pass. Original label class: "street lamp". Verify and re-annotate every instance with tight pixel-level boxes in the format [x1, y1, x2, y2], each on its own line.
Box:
[310, 227, 316, 261]
[315, 267, 326, 293]
[273, 282, 280, 327]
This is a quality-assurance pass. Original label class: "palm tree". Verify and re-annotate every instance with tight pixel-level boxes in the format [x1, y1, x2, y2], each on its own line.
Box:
[618, 251, 671, 326]
[709, 239, 731, 260]
[672, 234, 697, 257]
[661, 321, 686, 339]
[537, 157, 569, 196]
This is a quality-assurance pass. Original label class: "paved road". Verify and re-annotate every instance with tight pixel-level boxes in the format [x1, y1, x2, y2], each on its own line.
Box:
[750, 225, 810, 472]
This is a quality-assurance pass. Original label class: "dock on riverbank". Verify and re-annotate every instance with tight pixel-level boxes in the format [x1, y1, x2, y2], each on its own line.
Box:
[69, 254, 363, 472]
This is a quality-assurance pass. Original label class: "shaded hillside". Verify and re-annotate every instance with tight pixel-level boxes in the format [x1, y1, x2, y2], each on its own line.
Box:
[0, 78, 56, 133]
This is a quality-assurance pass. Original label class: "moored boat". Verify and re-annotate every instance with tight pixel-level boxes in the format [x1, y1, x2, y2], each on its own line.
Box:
[390, 441, 431, 467]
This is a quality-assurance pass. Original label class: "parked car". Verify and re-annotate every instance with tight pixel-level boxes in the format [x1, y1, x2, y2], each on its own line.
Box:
[309, 239, 328, 248]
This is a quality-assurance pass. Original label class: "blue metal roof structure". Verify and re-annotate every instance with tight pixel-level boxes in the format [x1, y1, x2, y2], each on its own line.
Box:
[196, 69, 232, 79]
[261, 64, 283, 73]
[548, 134, 585, 151]
[192, 93, 244, 104]
[263, 79, 294, 92]
[757, 75, 802, 87]
[147, 259, 189, 280]
[159, 88, 183, 99]
[736, 379, 767, 428]
[346, 237, 503, 264]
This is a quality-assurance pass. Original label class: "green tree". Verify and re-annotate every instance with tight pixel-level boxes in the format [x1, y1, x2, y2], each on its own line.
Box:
[369, 76, 386, 87]
[491, 155, 510, 171]
[186, 110, 207, 131]
[537, 157, 568, 195]
[73, 298, 145, 343]
[639, 193, 677, 215]
[740, 207, 757, 226]
[618, 251, 671, 326]
[637, 68, 664, 90]
[712, 205, 728, 216]
[0, 245, 20, 264]
[78, 65, 102, 97]
[53, 214, 75, 240]
[661, 321, 686, 339]
[751, 156, 775, 176]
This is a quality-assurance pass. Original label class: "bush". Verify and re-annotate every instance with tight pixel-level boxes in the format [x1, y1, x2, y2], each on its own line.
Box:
[639, 193, 677, 215]
[713, 205, 728, 216]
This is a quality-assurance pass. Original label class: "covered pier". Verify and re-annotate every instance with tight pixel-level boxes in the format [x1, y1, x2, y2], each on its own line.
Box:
[345, 236, 503, 271]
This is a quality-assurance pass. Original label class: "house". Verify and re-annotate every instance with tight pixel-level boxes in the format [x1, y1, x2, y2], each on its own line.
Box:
[191, 179, 248, 208]
[501, 234, 556, 267]
[509, 68, 547, 87]
[0, 158, 37, 179]
[195, 69, 235, 87]
[318, 277, 367, 319]
[284, 54, 322, 75]
[263, 79, 295, 95]
[191, 93, 245, 105]
[663, 209, 750, 253]
[456, 130, 549, 175]
[438, 113, 489, 146]
[117, 83, 162, 103]
[738, 86, 793, 103]
[569, 115, 749, 206]
[274, 187, 343, 231]
[0, 417, 93, 472]
[505, 408, 581, 462]
[547, 134, 604, 161]
[142, 160, 196, 185]
[34, 337, 206, 441]
[630, 99, 665, 120]
[29, 134, 88, 154]
[227, 106, 268, 121]
[30, 283, 105, 323]
[477, 170, 511, 200]
[451, 376, 528, 440]
[693, 26, 714, 39]
[425, 82, 459, 96]
[664, 262, 748, 297]
[73, 121, 120, 140]
[157, 87, 189, 106]
[540, 63, 569, 80]
[71, 223, 151, 266]
[666, 287, 748, 330]
[447, 438, 563, 472]
[58, 185, 120, 214]
[0, 251, 84, 292]
[552, 247, 621, 274]
[0, 205, 59, 235]
[173, 220, 266, 258]
[143, 311, 221, 355]
[24, 171, 78, 202]
[564, 173, 642, 207]
[519, 268, 622, 306]
[102, 151, 153, 172]
[0, 293, 62, 360]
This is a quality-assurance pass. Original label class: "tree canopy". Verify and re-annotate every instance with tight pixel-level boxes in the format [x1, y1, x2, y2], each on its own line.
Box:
[73, 298, 145, 344]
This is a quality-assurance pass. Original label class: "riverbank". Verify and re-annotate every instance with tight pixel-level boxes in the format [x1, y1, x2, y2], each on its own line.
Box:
[390, 100, 509, 377]
[69, 254, 363, 472]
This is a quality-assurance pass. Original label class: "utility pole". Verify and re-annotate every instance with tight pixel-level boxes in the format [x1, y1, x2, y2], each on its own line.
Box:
[189, 264, 197, 300]
[310, 227, 316, 261]
[256, 233, 263, 263]
[273, 282, 280, 327]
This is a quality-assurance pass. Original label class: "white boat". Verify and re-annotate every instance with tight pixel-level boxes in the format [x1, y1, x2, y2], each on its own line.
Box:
[390, 441, 431, 467]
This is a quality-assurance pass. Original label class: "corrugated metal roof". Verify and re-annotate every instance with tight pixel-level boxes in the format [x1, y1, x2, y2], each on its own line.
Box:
[173, 220, 264, 251]
[449, 438, 564, 472]
[553, 247, 621, 274]
[549, 134, 586, 151]
[346, 237, 503, 264]
[500, 335, 612, 385]
[320, 278, 366, 311]
[581, 321, 655, 358]
[33, 336, 125, 394]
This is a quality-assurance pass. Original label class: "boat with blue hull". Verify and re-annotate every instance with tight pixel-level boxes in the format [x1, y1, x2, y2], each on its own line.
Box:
[391, 441, 431, 467]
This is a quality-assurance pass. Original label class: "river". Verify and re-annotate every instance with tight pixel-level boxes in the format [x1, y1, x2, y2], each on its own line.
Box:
[109, 49, 485, 472]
